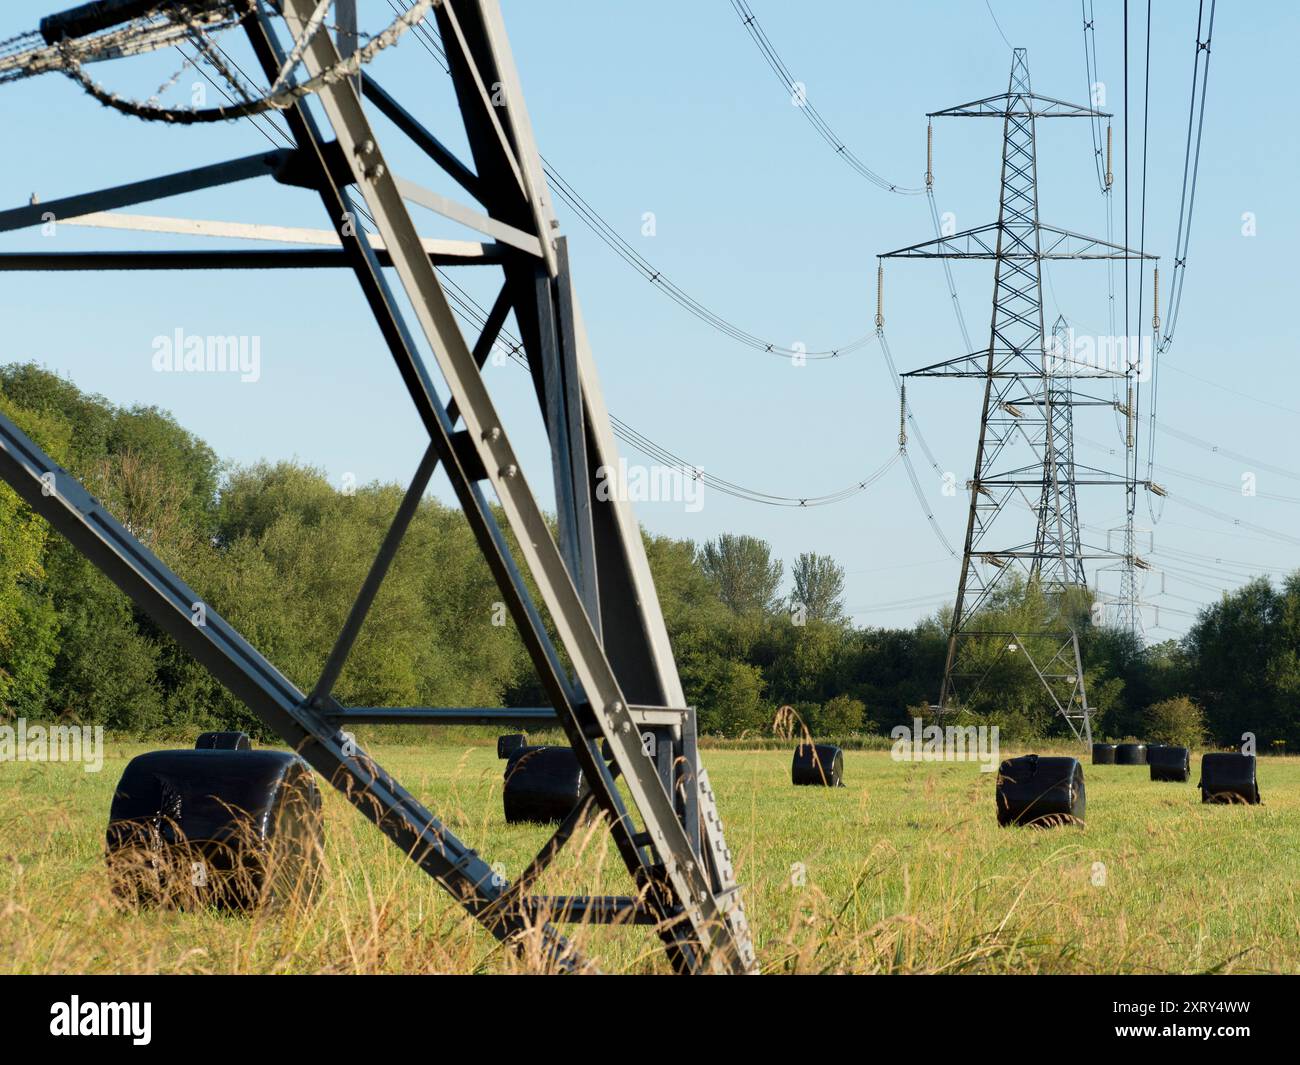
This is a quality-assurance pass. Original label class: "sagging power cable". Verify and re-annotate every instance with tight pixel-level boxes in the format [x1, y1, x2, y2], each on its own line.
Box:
[394, 1, 874, 362]
[727, 0, 923, 195]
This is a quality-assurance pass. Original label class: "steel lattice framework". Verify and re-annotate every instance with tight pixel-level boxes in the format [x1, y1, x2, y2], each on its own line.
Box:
[0, 0, 755, 974]
[881, 49, 1156, 743]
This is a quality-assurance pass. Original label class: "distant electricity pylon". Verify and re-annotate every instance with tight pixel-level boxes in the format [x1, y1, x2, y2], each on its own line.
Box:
[880, 48, 1157, 744]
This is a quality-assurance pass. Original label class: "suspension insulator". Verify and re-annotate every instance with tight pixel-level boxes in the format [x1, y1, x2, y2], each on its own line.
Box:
[1105, 124, 1114, 188]
[1126, 383, 1134, 448]
[899, 382, 907, 447]
[875, 263, 884, 329]
[1152, 266, 1161, 332]
[926, 121, 933, 188]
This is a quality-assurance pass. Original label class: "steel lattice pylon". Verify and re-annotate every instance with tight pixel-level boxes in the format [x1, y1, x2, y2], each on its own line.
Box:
[882, 49, 1156, 744]
[0, 0, 755, 973]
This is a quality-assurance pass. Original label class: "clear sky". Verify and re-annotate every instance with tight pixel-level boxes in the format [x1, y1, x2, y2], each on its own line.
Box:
[0, 1, 1295, 641]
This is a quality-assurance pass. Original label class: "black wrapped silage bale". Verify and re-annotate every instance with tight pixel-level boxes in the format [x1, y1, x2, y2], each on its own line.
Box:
[106, 748, 322, 910]
[1115, 742, 1147, 765]
[995, 754, 1086, 827]
[1092, 743, 1117, 765]
[1199, 753, 1260, 804]
[1148, 745, 1190, 782]
[195, 731, 251, 750]
[791, 743, 844, 787]
[497, 733, 528, 759]
[503, 746, 583, 823]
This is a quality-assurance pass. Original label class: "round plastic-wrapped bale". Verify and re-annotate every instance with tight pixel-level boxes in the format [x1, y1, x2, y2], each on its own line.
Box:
[791, 743, 844, 787]
[1148, 745, 1191, 782]
[194, 730, 251, 750]
[1115, 742, 1147, 765]
[1091, 742, 1117, 765]
[496, 733, 528, 760]
[502, 746, 583, 823]
[1199, 752, 1260, 804]
[106, 748, 322, 911]
[995, 754, 1085, 827]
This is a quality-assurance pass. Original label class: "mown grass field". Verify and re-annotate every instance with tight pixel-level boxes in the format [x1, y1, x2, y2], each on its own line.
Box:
[3, 740, 1299, 974]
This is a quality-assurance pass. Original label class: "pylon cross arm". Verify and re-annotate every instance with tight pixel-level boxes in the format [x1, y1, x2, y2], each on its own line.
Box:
[880, 223, 1155, 261]
[928, 91, 1108, 120]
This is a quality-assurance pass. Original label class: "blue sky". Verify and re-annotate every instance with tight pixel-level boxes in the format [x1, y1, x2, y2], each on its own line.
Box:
[0, 1, 1295, 639]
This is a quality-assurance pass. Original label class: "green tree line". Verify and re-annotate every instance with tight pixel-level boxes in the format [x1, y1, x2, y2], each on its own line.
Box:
[0, 364, 1296, 746]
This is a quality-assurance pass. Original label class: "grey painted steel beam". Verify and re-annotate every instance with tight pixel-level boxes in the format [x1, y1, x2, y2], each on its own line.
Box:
[273, 0, 747, 972]
[0, 248, 507, 269]
[522, 896, 663, 925]
[0, 151, 291, 234]
[327, 707, 561, 727]
[354, 16, 695, 720]
[308, 282, 512, 708]
[322, 706, 688, 728]
[362, 77, 482, 202]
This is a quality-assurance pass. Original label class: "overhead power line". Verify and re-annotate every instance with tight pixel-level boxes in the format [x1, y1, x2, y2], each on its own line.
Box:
[540, 163, 876, 360]
[1154, 420, 1300, 485]
[1162, 494, 1300, 549]
[983, 1, 1014, 51]
[1081, 0, 1109, 193]
[1165, 361, 1300, 419]
[437, 260, 905, 508]
[1153, 462, 1300, 506]
[727, 0, 923, 195]
[1157, 0, 1217, 357]
[394, 1, 874, 361]
[1143, 0, 1218, 525]
[610, 416, 902, 508]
